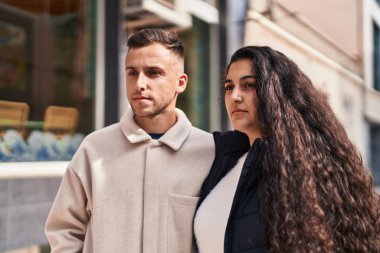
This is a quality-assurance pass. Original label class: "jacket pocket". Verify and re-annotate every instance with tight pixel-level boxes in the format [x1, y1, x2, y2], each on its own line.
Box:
[167, 194, 200, 253]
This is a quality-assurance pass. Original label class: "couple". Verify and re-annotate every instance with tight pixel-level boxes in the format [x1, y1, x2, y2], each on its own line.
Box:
[45, 29, 380, 252]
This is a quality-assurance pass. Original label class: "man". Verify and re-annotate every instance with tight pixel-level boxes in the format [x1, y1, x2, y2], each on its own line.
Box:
[45, 29, 215, 252]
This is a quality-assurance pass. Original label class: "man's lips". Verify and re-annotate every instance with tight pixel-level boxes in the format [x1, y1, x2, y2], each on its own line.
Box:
[132, 96, 151, 101]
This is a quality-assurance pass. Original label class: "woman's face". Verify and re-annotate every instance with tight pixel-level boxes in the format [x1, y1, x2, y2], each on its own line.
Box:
[224, 59, 260, 138]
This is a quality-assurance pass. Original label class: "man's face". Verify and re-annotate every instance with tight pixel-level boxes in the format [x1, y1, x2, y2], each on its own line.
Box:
[125, 43, 187, 118]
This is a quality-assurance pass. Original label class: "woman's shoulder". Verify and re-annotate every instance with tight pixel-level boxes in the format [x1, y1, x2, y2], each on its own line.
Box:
[197, 131, 252, 205]
[212, 130, 250, 153]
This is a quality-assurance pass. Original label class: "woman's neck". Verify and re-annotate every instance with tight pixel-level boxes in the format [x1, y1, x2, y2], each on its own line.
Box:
[246, 129, 263, 146]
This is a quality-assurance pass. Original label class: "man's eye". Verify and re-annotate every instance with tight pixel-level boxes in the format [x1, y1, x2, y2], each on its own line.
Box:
[146, 70, 161, 77]
[127, 71, 138, 76]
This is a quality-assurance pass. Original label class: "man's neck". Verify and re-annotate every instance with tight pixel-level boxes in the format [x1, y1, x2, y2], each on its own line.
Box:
[134, 110, 177, 134]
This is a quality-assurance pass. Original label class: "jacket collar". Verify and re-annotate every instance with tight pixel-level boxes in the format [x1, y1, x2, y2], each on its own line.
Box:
[120, 106, 192, 151]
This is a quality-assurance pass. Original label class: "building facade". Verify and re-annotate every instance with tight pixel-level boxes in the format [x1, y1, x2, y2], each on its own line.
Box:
[1, 0, 379, 252]
[244, 0, 380, 186]
[363, 0, 380, 186]
[0, 0, 221, 252]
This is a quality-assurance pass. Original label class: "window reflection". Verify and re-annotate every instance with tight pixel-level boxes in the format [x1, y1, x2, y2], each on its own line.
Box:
[0, 0, 96, 162]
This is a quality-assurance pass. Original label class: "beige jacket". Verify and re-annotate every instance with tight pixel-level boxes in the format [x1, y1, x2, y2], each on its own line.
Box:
[45, 107, 215, 253]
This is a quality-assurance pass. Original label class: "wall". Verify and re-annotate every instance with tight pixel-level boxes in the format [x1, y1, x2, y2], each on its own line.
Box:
[245, 9, 366, 153]
[0, 178, 61, 252]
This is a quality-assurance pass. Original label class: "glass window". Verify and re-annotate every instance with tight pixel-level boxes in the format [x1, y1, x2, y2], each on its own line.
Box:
[178, 18, 211, 131]
[374, 22, 380, 91]
[0, 0, 96, 162]
[370, 124, 380, 186]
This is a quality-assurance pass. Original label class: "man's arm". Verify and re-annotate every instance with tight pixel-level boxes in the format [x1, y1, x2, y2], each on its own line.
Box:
[45, 165, 90, 252]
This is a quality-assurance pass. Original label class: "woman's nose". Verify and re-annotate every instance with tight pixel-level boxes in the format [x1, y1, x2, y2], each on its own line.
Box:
[231, 88, 243, 102]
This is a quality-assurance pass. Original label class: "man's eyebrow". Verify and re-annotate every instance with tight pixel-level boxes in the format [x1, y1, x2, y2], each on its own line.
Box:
[145, 66, 165, 70]
[125, 66, 164, 71]
[224, 79, 233, 84]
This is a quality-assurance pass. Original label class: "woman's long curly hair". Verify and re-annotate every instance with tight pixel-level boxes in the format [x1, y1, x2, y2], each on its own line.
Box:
[227, 46, 380, 252]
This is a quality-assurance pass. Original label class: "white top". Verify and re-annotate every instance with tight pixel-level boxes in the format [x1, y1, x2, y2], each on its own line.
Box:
[194, 152, 248, 253]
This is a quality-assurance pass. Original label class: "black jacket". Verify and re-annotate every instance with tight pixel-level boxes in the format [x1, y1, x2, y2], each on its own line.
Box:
[195, 131, 267, 253]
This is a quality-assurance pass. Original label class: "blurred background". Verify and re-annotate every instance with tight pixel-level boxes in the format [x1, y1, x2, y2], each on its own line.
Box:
[0, 0, 379, 252]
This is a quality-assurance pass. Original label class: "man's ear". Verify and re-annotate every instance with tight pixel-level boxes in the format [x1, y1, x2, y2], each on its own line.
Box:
[176, 73, 188, 94]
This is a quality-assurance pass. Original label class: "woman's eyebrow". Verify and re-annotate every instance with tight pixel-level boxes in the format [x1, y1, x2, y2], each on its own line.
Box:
[240, 75, 256, 81]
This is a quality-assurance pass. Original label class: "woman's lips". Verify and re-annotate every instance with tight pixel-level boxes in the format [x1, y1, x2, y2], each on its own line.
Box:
[232, 109, 247, 114]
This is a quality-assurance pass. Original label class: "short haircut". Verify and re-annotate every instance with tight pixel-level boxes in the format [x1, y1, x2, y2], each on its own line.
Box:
[127, 28, 184, 59]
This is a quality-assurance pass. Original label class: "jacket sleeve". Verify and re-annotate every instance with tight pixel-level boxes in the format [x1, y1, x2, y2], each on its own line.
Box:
[45, 165, 90, 252]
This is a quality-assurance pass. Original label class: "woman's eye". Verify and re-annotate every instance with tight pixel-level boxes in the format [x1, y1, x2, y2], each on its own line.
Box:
[242, 83, 256, 89]
[224, 85, 234, 91]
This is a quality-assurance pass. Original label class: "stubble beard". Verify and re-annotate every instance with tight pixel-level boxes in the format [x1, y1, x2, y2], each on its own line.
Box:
[131, 99, 174, 119]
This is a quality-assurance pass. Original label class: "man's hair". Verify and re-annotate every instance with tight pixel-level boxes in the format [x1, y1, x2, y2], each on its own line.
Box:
[227, 46, 380, 252]
[127, 28, 184, 59]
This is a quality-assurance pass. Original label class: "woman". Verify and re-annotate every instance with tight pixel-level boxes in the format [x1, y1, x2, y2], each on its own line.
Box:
[194, 46, 380, 252]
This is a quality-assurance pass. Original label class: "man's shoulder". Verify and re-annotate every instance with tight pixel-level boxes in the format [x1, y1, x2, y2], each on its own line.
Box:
[189, 126, 212, 136]
[181, 126, 214, 152]
[69, 122, 126, 167]
[81, 122, 122, 146]
[188, 126, 213, 141]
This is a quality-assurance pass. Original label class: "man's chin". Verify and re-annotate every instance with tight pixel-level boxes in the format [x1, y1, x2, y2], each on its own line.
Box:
[133, 111, 154, 118]
[131, 106, 152, 116]
[131, 104, 174, 118]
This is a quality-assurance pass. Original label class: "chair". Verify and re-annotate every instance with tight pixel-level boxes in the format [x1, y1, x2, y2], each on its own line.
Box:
[0, 100, 29, 137]
[43, 106, 79, 135]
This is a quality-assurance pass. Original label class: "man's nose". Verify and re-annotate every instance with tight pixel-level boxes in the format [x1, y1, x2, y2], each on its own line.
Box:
[136, 74, 148, 91]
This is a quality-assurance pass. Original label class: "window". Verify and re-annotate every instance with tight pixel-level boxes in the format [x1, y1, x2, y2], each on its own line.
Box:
[374, 22, 380, 91]
[370, 124, 380, 186]
[178, 18, 211, 131]
[0, 0, 96, 162]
